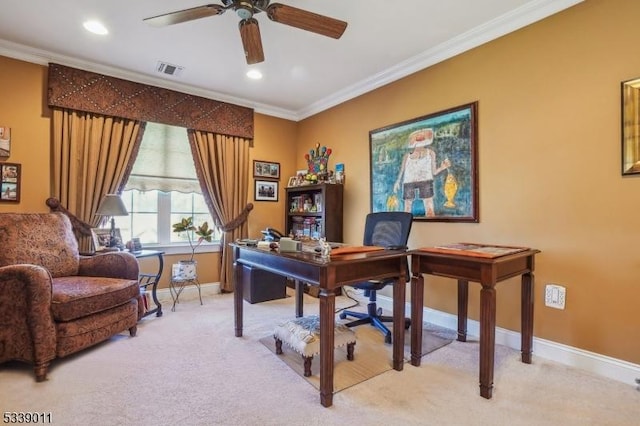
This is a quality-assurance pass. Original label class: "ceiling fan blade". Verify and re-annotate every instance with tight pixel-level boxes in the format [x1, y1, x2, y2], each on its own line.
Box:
[144, 4, 225, 27]
[239, 18, 265, 65]
[266, 3, 347, 39]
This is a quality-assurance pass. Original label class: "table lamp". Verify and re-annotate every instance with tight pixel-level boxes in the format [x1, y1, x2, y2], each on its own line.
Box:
[95, 194, 128, 248]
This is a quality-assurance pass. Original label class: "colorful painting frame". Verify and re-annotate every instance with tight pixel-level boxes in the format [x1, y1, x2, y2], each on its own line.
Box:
[369, 102, 478, 222]
[0, 162, 21, 203]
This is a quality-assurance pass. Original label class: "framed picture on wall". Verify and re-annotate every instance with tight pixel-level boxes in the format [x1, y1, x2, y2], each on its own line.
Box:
[255, 180, 279, 202]
[0, 162, 20, 203]
[369, 102, 478, 222]
[253, 160, 280, 180]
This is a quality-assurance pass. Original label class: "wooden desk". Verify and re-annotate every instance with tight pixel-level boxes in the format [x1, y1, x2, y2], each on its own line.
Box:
[409, 246, 540, 399]
[232, 244, 410, 407]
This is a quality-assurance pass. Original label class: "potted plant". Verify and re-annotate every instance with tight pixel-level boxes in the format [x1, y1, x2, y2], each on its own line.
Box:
[171, 216, 214, 279]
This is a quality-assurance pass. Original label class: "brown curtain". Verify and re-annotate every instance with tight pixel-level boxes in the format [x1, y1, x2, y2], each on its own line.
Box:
[188, 129, 253, 292]
[52, 108, 144, 251]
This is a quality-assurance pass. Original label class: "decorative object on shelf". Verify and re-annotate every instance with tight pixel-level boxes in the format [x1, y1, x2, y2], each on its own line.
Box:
[255, 179, 278, 201]
[305, 143, 332, 182]
[622, 77, 640, 175]
[0, 162, 20, 203]
[172, 216, 214, 262]
[334, 163, 345, 184]
[95, 194, 128, 247]
[369, 102, 478, 222]
[126, 237, 143, 253]
[253, 160, 280, 180]
[287, 176, 297, 187]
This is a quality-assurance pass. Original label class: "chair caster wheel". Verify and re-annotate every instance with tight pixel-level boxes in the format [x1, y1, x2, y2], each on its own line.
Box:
[376, 307, 383, 316]
[384, 334, 392, 344]
[339, 312, 347, 320]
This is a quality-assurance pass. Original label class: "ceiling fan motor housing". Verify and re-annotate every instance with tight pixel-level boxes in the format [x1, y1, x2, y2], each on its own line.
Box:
[223, 0, 271, 11]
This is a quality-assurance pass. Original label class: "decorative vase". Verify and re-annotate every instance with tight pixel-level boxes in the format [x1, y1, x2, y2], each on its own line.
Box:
[444, 172, 458, 208]
[176, 260, 198, 280]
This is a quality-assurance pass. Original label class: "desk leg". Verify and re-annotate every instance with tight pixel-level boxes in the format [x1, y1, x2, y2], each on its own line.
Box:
[410, 272, 424, 367]
[457, 280, 469, 342]
[295, 280, 304, 318]
[318, 289, 336, 407]
[392, 273, 406, 371]
[479, 285, 496, 399]
[234, 259, 244, 337]
[521, 272, 534, 364]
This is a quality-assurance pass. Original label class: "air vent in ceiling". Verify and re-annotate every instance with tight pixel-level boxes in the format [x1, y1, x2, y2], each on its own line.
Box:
[156, 61, 184, 77]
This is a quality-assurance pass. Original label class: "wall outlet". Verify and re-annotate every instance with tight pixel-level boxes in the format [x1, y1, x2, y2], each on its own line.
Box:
[545, 284, 566, 309]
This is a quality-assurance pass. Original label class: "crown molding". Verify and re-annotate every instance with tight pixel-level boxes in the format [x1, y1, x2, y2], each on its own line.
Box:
[295, 0, 584, 120]
[0, 0, 582, 123]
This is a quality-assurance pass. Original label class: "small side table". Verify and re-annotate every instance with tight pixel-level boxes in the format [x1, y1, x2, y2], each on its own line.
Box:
[169, 276, 202, 312]
[133, 250, 164, 318]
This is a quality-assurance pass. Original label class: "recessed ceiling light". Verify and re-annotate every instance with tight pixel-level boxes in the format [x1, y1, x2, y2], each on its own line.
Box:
[246, 69, 263, 80]
[83, 20, 108, 35]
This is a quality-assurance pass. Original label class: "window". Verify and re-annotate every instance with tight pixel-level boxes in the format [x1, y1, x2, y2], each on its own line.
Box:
[113, 123, 220, 249]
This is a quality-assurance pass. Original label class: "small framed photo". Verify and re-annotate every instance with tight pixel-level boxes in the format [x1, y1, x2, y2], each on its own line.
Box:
[255, 180, 279, 202]
[91, 228, 121, 251]
[287, 176, 297, 187]
[253, 160, 280, 180]
[0, 162, 20, 203]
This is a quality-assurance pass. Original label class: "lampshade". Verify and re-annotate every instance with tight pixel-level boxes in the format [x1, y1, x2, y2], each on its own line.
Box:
[96, 194, 128, 217]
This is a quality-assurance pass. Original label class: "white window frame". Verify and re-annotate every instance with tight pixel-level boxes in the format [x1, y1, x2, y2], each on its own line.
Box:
[116, 190, 221, 256]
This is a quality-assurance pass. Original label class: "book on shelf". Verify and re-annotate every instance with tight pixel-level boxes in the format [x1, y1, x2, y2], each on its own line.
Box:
[419, 243, 529, 258]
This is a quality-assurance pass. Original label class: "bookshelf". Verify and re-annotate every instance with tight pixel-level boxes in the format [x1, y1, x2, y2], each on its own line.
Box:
[285, 183, 343, 242]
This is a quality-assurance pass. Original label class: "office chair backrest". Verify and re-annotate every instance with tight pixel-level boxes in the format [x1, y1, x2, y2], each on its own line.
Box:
[363, 212, 413, 248]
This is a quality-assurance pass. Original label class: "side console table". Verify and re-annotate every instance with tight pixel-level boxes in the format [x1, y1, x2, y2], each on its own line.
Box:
[133, 250, 164, 318]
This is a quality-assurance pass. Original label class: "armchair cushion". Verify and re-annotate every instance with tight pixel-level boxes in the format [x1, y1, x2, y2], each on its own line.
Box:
[0, 213, 79, 277]
[52, 276, 140, 322]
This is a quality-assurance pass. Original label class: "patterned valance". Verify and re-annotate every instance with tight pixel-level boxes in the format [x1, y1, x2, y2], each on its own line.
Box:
[47, 63, 254, 139]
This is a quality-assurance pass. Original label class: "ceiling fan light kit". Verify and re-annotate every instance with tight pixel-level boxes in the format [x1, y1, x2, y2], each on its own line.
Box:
[144, 1, 347, 65]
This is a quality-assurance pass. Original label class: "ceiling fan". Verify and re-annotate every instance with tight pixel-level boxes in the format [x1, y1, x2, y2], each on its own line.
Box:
[143, 1, 348, 65]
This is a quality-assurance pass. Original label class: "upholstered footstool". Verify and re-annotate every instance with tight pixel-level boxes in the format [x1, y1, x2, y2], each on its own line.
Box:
[273, 315, 356, 377]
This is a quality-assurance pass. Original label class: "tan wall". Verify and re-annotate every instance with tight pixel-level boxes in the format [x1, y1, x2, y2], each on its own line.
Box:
[248, 113, 298, 239]
[1, 0, 638, 364]
[296, 0, 640, 364]
[0, 56, 51, 213]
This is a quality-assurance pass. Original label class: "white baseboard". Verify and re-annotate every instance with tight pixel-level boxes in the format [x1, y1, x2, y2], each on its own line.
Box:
[374, 294, 640, 387]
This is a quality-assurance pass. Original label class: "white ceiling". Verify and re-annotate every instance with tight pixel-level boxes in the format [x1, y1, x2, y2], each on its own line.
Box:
[0, 0, 581, 121]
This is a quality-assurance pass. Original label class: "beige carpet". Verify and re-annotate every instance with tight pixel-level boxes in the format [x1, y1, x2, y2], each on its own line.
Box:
[1, 289, 638, 426]
[259, 320, 454, 392]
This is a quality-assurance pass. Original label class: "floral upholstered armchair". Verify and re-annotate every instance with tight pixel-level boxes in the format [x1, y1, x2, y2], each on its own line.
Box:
[0, 212, 141, 381]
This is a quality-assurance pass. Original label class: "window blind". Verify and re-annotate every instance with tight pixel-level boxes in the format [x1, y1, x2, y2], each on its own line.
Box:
[126, 122, 201, 193]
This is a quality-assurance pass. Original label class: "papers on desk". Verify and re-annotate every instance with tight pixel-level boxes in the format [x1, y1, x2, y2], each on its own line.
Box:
[419, 243, 529, 258]
[330, 245, 385, 255]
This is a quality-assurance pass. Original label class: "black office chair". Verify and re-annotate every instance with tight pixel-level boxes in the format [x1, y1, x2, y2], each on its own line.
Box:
[339, 211, 413, 344]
